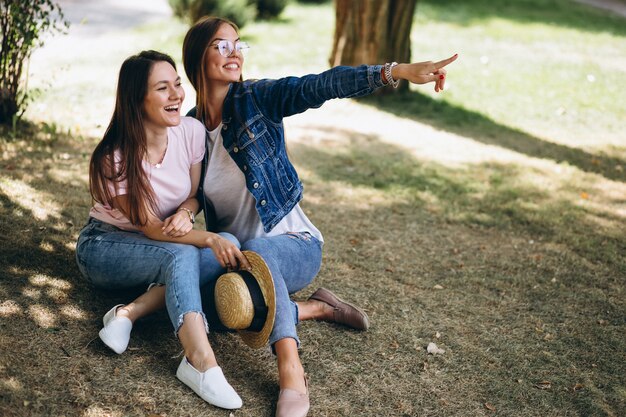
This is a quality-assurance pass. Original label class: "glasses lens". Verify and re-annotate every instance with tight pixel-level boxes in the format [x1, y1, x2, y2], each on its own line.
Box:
[219, 40, 234, 57]
[236, 42, 249, 55]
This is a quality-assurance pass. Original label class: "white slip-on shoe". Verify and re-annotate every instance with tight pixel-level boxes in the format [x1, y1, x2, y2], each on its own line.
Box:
[176, 357, 243, 410]
[98, 304, 132, 354]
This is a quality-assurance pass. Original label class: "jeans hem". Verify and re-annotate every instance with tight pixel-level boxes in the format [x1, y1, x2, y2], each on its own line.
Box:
[269, 334, 300, 354]
[175, 311, 209, 338]
[293, 301, 300, 326]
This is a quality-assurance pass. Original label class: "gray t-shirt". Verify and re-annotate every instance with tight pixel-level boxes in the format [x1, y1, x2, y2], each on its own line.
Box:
[203, 124, 323, 244]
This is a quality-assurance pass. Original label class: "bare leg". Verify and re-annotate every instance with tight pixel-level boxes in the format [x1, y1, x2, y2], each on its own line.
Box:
[177, 312, 218, 372]
[296, 299, 333, 322]
[115, 285, 166, 323]
[275, 338, 307, 393]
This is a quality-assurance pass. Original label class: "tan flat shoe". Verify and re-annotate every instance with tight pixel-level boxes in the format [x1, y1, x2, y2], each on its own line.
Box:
[276, 376, 309, 417]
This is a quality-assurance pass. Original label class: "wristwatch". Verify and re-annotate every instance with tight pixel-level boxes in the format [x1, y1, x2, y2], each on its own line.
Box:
[177, 207, 195, 224]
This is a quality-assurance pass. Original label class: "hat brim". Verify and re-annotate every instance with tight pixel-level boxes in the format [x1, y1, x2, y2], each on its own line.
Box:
[235, 251, 276, 349]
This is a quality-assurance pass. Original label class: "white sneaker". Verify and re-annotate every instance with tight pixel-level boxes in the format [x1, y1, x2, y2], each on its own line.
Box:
[176, 358, 243, 409]
[98, 304, 132, 354]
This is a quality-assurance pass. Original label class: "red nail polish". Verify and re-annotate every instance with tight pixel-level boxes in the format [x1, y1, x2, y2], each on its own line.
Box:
[439, 74, 445, 79]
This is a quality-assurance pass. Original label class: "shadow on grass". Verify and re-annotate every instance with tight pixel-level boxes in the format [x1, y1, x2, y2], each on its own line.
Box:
[298, 194, 625, 416]
[0, 137, 173, 415]
[360, 92, 626, 183]
[290, 130, 625, 414]
[292, 126, 625, 274]
[420, 0, 626, 36]
[0, 181, 90, 415]
[0, 190, 86, 306]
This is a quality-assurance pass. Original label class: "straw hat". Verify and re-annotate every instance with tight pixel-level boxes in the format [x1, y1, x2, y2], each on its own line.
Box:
[214, 250, 275, 349]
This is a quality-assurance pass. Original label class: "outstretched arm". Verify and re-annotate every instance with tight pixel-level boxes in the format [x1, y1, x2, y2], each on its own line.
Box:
[252, 65, 385, 122]
[252, 54, 458, 122]
[387, 54, 458, 92]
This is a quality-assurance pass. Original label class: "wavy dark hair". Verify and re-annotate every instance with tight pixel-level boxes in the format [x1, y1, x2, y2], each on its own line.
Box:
[89, 50, 176, 226]
[182, 16, 241, 126]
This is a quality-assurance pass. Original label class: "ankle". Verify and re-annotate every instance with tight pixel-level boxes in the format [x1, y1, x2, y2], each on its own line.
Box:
[115, 305, 135, 322]
[278, 362, 306, 392]
[278, 360, 304, 373]
[313, 300, 334, 321]
[186, 350, 217, 372]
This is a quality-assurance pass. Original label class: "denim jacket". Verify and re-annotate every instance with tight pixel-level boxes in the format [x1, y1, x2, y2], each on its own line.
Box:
[193, 64, 386, 233]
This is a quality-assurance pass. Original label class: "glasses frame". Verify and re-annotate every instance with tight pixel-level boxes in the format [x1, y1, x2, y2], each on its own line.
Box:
[210, 40, 250, 57]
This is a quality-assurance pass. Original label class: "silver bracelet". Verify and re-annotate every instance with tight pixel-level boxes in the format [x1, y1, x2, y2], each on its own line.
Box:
[384, 62, 399, 88]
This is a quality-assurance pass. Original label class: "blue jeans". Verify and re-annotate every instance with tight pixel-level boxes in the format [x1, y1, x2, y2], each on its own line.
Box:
[237, 232, 323, 347]
[75, 218, 237, 334]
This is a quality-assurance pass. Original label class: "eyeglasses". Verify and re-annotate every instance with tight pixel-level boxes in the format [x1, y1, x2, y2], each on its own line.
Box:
[210, 40, 250, 57]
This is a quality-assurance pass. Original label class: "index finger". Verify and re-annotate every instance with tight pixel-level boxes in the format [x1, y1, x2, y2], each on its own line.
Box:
[434, 53, 458, 70]
[162, 220, 175, 235]
[237, 251, 253, 271]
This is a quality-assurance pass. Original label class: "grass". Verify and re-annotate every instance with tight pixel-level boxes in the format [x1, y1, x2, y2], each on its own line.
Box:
[1, 0, 625, 416]
[412, 0, 626, 152]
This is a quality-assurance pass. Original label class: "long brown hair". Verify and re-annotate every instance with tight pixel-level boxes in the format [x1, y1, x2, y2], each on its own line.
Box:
[89, 50, 176, 226]
[182, 16, 241, 126]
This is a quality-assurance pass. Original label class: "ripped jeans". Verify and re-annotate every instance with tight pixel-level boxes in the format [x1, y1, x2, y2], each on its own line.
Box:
[237, 232, 323, 348]
[75, 217, 237, 335]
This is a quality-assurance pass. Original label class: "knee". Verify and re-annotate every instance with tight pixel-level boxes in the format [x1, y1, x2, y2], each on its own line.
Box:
[241, 240, 278, 273]
[218, 232, 240, 248]
[163, 244, 200, 267]
[241, 239, 264, 253]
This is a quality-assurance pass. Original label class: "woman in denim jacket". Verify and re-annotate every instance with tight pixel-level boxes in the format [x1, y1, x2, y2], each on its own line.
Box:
[75, 50, 249, 410]
[182, 16, 457, 417]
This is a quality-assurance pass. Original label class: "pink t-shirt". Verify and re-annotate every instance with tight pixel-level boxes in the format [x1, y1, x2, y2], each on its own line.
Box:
[89, 117, 206, 231]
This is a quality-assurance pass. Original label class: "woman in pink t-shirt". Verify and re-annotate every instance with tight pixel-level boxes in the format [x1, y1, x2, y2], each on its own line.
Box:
[75, 50, 248, 410]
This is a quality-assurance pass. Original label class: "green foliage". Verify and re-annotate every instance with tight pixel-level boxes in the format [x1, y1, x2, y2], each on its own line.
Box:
[220, 0, 258, 25]
[0, 0, 68, 125]
[168, 0, 187, 17]
[169, 0, 258, 28]
[256, 0, 290, 19]
[169, 0, 290, 26]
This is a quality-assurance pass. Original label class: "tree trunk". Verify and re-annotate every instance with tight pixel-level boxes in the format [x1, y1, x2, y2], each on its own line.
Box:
[330, 0, 417, 94]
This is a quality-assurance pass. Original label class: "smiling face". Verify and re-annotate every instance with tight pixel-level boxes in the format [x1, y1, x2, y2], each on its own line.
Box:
[142, 61, 184, 130]
[205, 23, 244, 84]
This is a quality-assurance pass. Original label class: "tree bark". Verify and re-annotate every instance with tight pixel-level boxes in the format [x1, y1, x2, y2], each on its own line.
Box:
[330, 0, 417, 93]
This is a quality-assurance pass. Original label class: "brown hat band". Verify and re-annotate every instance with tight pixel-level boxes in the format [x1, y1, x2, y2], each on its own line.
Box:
[240, 271, 268, 332]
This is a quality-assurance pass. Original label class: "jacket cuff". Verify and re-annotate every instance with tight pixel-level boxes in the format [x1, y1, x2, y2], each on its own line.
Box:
[368, 64, 385, 90]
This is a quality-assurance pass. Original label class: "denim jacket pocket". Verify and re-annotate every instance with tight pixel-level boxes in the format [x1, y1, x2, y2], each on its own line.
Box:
[238, 118, 274, 166]
[273, 157, 294, 197]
